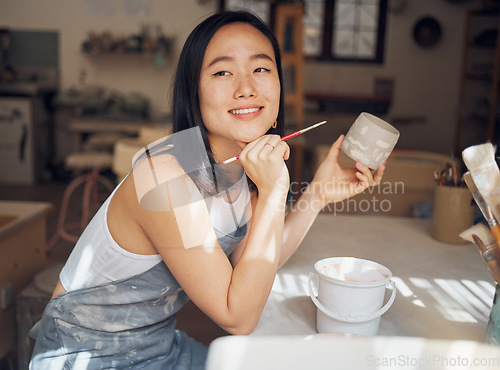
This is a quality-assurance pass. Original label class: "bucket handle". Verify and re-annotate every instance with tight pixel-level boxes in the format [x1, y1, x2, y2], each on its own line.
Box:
[308, 272, 396, 323]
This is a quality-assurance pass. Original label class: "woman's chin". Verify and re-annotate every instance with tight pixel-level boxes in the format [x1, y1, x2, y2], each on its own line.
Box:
[236, 130, 271, 144]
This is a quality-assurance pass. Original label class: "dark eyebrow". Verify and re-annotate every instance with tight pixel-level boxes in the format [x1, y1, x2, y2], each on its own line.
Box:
[207, 53, 274, 68]
[251, 53, 274, 62]
[208, 56, 233, 68]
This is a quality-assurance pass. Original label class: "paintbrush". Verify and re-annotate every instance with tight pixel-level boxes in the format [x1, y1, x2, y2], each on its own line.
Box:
[463, 171, 500, 249]
[222, 120, 326, 164]
[460, 223, 500, 284]
[463, 143, 500, 224]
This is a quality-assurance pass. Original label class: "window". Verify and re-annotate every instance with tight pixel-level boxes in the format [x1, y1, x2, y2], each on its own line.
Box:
[220, 0, 388, 64]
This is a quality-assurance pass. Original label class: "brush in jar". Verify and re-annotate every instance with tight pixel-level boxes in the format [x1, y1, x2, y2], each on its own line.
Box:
[463, 171, 500, 249]
[462, 143, 500, 224]
[460, 223, 500, 284]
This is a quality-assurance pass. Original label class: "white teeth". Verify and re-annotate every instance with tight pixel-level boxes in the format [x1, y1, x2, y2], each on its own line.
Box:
[230, 108, 260, 115]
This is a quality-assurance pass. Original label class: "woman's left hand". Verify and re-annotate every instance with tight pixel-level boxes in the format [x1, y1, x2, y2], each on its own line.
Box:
[310, 135, 385, 207]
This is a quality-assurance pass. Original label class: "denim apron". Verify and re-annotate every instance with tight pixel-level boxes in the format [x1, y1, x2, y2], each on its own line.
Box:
[29, 224, 247, 370]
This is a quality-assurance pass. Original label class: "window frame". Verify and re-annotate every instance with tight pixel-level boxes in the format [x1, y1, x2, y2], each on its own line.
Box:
[219, 0, 388, 64]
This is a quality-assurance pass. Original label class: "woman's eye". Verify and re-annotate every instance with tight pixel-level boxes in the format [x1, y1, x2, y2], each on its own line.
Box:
[255, 67, 270, 73]
[213, 71, 230, 77]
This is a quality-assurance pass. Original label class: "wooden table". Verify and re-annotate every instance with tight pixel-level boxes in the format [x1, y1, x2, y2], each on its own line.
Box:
[253, 214, 496, 342]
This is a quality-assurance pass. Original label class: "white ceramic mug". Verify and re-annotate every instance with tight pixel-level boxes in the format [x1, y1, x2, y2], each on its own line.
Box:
[341, 113, 400, 169]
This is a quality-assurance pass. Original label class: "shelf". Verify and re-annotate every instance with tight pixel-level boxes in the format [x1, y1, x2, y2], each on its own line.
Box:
[82, 50, 167, 57]
[455, 8, 500, 154]
[305, 91, 392, 115]
[80, 25, 174, 62]
[81, 48, 171, 67]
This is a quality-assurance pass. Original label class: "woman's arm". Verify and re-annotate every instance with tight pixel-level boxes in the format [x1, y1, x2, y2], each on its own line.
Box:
[278, 135, 385, 266]
[136, 136, 290, 335]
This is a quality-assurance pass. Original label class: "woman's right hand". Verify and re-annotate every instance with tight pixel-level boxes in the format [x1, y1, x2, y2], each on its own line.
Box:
[238, 134, 290, 198]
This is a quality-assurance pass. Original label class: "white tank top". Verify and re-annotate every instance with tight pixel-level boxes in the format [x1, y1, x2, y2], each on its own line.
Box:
[60, 173, 250, 292]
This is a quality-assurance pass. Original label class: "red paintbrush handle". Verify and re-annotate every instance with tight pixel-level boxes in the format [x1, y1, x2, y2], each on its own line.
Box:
[281, 131, 301, 141]
[222, 121, 325, 164]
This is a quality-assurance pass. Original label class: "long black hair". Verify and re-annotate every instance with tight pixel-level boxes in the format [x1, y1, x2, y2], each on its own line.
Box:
[135, 11, 285, 194]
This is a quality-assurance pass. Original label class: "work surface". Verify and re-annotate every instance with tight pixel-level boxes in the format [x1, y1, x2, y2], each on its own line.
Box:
[252, 214, 496, 342]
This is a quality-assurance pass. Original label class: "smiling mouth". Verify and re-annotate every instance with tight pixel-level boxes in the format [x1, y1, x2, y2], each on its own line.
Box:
[229, 107, 262, 115]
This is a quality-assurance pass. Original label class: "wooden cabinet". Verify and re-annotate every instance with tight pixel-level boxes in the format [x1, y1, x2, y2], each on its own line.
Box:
[455, 8, 500, 154]
[273, 3, 305, 188]
[274, 3, 304, 129]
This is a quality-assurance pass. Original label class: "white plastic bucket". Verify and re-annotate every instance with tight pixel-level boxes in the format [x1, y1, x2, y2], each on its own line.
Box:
[308, 257, 396, 337]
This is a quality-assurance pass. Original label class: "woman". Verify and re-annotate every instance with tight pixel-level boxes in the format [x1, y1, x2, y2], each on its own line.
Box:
[30, 10, 384, 369]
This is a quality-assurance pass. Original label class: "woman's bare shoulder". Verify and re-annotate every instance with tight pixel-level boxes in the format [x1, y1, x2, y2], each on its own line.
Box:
[131, 150, 187, 180]
[106, 151, 194, 254]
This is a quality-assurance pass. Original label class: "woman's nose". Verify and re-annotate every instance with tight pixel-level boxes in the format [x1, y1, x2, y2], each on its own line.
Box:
[234, 75, 256, 98]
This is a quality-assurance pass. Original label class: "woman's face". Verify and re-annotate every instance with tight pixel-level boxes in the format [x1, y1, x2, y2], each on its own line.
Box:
[198, 22, 281, 157]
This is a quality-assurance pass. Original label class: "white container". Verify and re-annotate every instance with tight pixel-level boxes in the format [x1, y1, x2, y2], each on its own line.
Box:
[308, 257, 396, 337]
